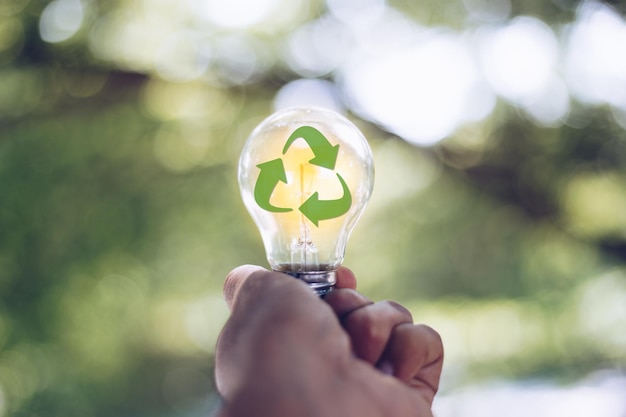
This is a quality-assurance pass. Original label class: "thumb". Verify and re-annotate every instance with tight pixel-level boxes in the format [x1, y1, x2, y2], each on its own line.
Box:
[217, 266, 323, 397]
[223, 265, 319, 312]
[223, 265, 267, 310]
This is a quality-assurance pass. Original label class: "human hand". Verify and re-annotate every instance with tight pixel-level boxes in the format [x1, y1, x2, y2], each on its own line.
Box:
[215, 265, 443, 417]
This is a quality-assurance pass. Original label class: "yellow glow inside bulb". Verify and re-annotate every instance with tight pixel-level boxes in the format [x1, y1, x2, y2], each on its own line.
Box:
[238, 107, 374, 294]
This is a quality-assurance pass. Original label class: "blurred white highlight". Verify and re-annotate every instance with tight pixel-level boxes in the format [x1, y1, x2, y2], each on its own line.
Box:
[340, 31, 493, 146]
[39, 0, 84, 43]
[564, 1, 626, 109]
[434, 372, 626, 417]
[274, 79, 344, 113]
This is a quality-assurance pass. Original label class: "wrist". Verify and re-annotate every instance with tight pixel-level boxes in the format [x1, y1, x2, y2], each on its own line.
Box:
[224, 349, 344, 417]
[226, 365, 326, 417]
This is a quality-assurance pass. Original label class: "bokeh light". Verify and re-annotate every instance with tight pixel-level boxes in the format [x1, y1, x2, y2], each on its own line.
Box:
[39, 0, 85, 44]
[565, 1, 626, 109]
[463, 0, 512, 22]
[478, 16, 570, 125]
[154, 30, 212, 82]
[340, 29, 494, 146]
[284, 16, 350, 78]
[189, 0, 307, 31]
[479, 17, 559, 104]
[273, 78, 344, 112]
[434, 372, 626, 417]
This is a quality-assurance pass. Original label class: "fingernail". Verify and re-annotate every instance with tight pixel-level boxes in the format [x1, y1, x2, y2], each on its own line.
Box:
[378, 361, 394, 376]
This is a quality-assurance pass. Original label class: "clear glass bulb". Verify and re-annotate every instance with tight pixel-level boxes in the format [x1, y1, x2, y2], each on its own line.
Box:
[238, 107, 374, 295]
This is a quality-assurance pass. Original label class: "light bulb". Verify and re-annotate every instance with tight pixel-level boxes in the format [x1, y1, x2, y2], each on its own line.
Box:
[238, 107, 374, 295]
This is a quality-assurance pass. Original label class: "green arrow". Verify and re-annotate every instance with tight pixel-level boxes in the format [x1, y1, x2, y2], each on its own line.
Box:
[299, 173, 352, 227]
[282, 126, 340, 170]
[254, 158, 293, 213]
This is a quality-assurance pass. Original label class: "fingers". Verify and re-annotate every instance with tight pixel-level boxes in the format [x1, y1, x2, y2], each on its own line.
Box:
[324, 288, 372, 317]
[342, 300, 413, 364]
[325, 287, 443, 402]
[335, 266, 357, 290]
[381, 323, 444, 403]
[322, 266, 360, 316]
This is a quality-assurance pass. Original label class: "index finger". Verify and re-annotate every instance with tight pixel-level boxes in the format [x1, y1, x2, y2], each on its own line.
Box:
[336, 266, 357, 290]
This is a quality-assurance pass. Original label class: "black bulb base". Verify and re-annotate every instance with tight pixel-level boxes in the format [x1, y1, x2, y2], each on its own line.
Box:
[276, 269, 337, 297]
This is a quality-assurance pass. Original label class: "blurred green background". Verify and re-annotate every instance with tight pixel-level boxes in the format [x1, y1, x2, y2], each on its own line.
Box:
[1, 0, 626, 416]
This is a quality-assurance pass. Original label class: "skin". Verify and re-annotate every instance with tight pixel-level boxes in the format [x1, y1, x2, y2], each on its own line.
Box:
[215, 265, 444, 417]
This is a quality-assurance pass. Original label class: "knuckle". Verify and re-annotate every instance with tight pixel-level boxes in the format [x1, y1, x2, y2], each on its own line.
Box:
[330, 290, 374, 319]
[381, 300, 414, 322]
[416, 324, 444, 348]
[347, 308, 385, 343]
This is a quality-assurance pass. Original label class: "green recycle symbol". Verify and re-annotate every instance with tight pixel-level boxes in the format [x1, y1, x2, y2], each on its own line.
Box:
[253, 126, 352, 227]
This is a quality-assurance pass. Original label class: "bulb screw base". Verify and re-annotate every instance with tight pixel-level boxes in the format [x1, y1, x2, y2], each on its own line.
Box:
[279, 270, 337, 297]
